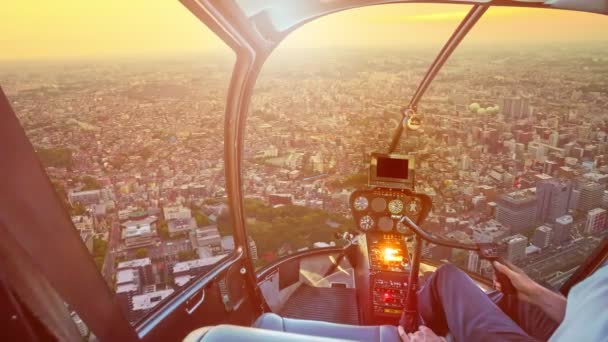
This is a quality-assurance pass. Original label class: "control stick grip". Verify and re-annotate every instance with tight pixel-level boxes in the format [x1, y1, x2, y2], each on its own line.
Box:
[476, 243, 517, 295]
[492, 259, 517, 295]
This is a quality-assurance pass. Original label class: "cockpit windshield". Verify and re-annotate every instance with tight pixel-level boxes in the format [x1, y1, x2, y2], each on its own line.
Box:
[246, 3, 608, 291]
[2, 2, 608, 339]
[246, 4, 470, 269]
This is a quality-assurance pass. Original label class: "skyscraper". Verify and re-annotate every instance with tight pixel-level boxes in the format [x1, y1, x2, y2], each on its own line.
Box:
[496, 189, 537, 233]
[535, 175, 572, 223]
[577, 182, 604, 212]
[532, 225, 552, 249]
[505, 234, 527, 262]
[585, 208, 607, 234]
[554, 215, 573, 244]
[501, 97, 530, 119]
[467, 250, 480, 273]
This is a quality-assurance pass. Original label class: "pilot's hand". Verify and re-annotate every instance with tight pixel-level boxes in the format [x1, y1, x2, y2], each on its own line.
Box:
[398, 325, 446, 342]
[493, 261, 541, 303]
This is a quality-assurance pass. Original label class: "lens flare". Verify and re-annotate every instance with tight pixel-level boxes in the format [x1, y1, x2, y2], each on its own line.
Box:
[383, 247, 403, 263]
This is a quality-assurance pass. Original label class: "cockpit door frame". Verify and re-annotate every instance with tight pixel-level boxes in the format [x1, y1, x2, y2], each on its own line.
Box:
[0, 88, 139, 341]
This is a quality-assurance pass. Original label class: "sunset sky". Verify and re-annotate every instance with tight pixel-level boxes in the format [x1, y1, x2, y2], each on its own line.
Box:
[1, 1, 608, 61]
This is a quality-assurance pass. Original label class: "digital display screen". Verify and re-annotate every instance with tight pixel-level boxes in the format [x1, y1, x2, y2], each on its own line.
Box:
[377, 157, 408, 179]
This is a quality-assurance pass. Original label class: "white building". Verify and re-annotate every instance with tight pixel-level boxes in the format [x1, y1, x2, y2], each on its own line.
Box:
[121, 216, 158, 248]
[532, 225, 552, 249]
[585, 208, 607, 234]
[467, 251, 479, 273]
[131, 289, 174, 311]
[163, 206, 192, 221]
[505, 234, 527, 262]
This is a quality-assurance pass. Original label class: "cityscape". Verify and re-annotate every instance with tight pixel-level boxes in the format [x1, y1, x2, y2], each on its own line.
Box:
[2, 42, 608, 334]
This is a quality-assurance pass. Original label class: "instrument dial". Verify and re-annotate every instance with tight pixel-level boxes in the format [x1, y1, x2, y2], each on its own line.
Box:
[396, 221, 408, 234]
[388, 199, 404, 214]
[353, 196, 369, 211]
[371, 197, 387, 212]
[406, 198, 422, 215]
[359, 215, 374, 231]
[378, 216, 393, 232]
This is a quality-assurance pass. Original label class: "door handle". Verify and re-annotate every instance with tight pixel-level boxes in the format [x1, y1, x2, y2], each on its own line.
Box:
[185, 289, 206, 315]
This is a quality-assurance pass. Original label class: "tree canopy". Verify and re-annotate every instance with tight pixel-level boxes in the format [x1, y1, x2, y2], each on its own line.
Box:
[37, 147, 73, 168]
[244, 199, 343, 262]
[135, 248, 149, 258]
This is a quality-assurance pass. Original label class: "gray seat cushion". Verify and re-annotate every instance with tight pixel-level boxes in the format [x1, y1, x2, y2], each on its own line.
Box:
[254, 313, 399, 342]
[184, 324, 352, 342]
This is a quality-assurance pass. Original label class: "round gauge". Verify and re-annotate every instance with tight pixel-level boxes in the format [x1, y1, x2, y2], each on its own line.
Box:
[359, 215, 374, 231]
[378, 216, 393, 232]
[371, 197, 387, 212]
[396, 221, 408, 234]
[353, 196, 369, 211]
[388, 199, 404, 214]
[406, 198, 422, 215]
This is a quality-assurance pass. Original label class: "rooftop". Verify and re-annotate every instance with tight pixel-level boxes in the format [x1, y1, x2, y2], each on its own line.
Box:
[537, 225, 552, 233]
[174, 275, 193, 287]
[556, 215, 573, 224]
[506, 234, 527, 244]
[116, 269, 138, 285]
[588, 207, 607, 215]
[116, 283, 139, 294]
[122, 215, 158, 228]
[123, 224, 153, 238]
[132, 289, 174, 311]
[117, 257, 151, 269]
[172, 254, 229, 273]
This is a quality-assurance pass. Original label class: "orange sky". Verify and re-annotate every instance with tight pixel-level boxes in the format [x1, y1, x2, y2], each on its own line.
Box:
[1, 1, 608, 61]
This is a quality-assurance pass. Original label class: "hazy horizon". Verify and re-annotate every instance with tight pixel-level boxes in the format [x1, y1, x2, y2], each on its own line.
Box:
[2, 2, 608, 62]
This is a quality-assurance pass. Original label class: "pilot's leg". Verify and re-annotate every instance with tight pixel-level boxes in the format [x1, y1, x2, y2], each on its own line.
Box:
[417, 264, 535, 341]
[497, 295, 559, 341]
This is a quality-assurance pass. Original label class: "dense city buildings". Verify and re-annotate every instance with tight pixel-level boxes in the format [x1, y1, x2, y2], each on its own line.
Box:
[3, 43, 608, 326]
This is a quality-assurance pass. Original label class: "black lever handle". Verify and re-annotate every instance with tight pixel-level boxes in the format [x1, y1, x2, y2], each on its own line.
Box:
[492, 261, 517, 295]
[476, 243, 517, 295]
[401, 217, 518, 295]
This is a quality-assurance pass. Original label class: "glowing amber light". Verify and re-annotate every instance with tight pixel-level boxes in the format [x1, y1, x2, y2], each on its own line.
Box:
[383, 247, 403, 263]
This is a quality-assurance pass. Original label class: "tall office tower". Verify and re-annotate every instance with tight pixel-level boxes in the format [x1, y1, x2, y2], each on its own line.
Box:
[505, 234, 528, 262]
[496, 189, 537, 233]
[502, 97, 530, 119]
[553, 215, 573, 244]
[602, 190, 608, 208]
[585, 208, 607, 234]
[577, 182, 605, 212]
[535, 176, 572, 223]
[467, 250, 480, 273]
[532, 225, 553, 248]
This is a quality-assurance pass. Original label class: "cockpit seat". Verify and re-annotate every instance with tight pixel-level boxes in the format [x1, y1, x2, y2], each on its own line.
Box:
[183, 324, 352, 342]
[183, 313, 400, 342]
[253, 313, 400, 342]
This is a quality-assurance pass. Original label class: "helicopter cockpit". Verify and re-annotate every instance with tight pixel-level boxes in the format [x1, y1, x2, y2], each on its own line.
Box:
[183, 150, 516, 341]
[2, 1, 608, 342]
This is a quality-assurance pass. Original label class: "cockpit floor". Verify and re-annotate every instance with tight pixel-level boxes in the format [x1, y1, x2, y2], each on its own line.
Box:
[279, 284, 359, 325]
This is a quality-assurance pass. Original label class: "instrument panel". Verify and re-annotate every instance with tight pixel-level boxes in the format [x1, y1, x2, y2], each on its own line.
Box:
[350, 188, 431, 234]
